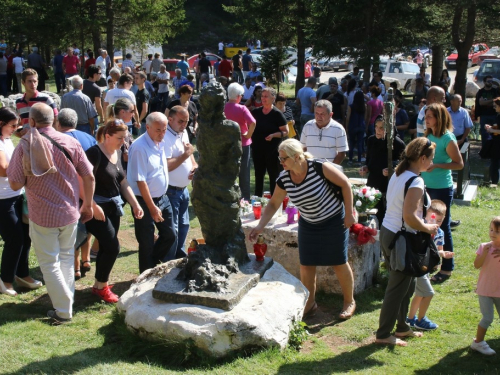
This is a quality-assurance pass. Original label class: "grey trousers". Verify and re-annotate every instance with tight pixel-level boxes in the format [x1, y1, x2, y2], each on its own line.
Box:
[376, 226, 416, 339]
[479, 295, 500, 329]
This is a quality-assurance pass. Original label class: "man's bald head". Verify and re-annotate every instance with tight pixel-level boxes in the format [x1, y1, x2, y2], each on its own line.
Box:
[426, 86, 445, 105]
[29, 103, 54, 128]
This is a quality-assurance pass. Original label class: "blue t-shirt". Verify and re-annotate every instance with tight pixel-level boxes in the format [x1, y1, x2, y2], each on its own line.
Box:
[297, 86, 316, 115]
[176, 60, 189, 77]
[63, 130, 97, 151]
[242, 54, 253, 71]
[434, 227, 445, 247]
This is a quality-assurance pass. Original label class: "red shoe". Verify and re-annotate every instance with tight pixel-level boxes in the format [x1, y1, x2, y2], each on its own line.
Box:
[92, 285, 119, 303]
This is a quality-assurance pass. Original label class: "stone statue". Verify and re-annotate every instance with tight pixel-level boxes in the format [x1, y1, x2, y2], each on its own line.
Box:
[176, 83, 249, 292]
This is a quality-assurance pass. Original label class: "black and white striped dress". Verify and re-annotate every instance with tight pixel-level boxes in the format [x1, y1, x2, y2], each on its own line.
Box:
[276, 159, 348, 266]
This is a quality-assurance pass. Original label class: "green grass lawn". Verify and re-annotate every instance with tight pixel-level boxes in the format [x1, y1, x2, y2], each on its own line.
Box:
[2, 82, 500, 373]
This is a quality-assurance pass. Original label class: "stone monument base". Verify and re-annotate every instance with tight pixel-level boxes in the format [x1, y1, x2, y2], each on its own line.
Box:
[153, 254, 274, 311]
[117, 260, 308, 358]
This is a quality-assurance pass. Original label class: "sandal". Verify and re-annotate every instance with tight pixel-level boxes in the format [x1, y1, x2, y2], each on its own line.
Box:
[75, 270, 81, 281]
[375, 336, 408, 346]
[302, 302, 318, 319]
[81, 260, 91, 277]
[395, 330, 423, 338]
[339, 301, 356, 320]
[430, 272, 451, 284]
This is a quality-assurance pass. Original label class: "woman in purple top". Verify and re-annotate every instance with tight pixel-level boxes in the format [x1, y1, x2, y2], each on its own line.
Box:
[365, 86, 383, 138]
[224, 83, 256, 200]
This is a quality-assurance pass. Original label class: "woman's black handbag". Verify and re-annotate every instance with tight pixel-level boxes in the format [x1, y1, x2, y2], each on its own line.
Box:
[388, 176, 441, 277]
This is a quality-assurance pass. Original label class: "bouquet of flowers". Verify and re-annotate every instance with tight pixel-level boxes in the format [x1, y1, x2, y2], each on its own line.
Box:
[352, 186, 382, 213]
[239, 199, 252, 216]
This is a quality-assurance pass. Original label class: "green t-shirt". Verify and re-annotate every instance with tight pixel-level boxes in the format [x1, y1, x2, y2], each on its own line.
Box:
[421, 131, 456, 189]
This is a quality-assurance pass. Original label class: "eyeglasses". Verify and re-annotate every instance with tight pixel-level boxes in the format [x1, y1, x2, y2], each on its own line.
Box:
[278, 156, 290, 163]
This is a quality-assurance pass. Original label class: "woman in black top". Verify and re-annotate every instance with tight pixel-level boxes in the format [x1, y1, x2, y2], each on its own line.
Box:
[249, 139, 356, 320]
[85, 119, 144, 303]
[251, 87, 288, 196]
[166, 84, 198, 142]
[360, 115, 405, 224]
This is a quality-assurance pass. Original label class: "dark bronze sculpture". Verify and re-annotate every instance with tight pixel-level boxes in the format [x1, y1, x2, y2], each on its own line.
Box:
[176, 83, 249, 292]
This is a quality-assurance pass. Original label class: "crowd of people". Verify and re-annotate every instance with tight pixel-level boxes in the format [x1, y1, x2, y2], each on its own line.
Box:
[0, 44, 499, 355]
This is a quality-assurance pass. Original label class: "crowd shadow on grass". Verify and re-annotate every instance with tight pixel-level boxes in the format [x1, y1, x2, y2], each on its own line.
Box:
[277, 344, 385, 374]
[4, 309, 264, 374]
[414, 338, 500, 375]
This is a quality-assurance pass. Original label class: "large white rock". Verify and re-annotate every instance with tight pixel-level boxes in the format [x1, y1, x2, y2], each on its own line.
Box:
[117, 260, 308, 358]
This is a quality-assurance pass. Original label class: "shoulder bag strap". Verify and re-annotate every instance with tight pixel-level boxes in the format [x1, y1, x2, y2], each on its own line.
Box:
[402, 175, 427, 230]
[40, 133, 73, 165]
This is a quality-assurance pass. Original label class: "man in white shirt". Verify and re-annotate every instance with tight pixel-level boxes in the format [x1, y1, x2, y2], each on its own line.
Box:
[218, 41, 224, 56]
[242, 77, 254, 101]
[95, 49, 108, 87]
[416, 66, 431, 87]
[103, 73, 139, 127]
[143, 54, 153, 79]
[300, 100, 348, 164]
[157, 64, 170, 112]
[127, 112, 177, 273]
[165, 106, 197, 257]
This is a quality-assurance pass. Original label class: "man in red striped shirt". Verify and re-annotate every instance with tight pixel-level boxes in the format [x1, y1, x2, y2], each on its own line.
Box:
[7, 103, 95, 323]
[15, 69, 58, 128]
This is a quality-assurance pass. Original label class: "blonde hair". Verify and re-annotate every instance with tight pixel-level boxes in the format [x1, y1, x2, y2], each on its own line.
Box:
[278, 139, 313, 160]
[429, 199, 447, 217]
[395, 137, 435, 176]
[424, 103, 453, 137]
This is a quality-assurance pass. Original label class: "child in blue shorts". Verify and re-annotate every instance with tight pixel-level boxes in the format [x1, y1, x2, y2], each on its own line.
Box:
[406, 199, 454, 330]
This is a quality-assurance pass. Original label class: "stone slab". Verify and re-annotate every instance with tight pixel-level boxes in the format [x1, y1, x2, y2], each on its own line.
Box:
[453, 182, 478, 206]
[153, 254, 274, 311]
[241, 213, 380, 295]
[117, 260, 308, 358]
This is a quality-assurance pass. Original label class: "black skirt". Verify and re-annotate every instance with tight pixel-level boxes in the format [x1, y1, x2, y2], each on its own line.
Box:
[298, 208, 348, 266]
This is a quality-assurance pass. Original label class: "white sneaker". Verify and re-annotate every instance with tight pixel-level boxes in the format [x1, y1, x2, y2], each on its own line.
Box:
[471, 339, 496, 355]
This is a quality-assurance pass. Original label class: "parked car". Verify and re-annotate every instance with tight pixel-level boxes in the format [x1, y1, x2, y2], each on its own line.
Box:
[162, 58, 180, 77]
[478, 46, 500, 63]
[445, 43, 489, 69]
[410, 45, 432, 68]
[473, 59, 500, 88]
[187, 53, 221, 70]
[329, 55, 356, 72]
[316, 57, 332, 71]
[378, 60, 421, 89]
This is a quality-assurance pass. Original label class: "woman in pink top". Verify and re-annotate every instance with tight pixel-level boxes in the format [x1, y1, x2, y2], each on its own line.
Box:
[470, 216, 500, 355]
[365, 86, 383, 137]
[225, 82, 256, 201]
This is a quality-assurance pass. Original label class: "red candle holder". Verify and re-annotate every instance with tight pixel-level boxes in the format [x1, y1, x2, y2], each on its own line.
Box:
[253, 234, 267, 261]
[253, 202, 262, 219]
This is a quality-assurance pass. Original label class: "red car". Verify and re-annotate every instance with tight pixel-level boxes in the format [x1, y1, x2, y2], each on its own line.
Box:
[162, 58, 180, 77]
[187, 53, 221, 70]
[445, 43, 489, 69]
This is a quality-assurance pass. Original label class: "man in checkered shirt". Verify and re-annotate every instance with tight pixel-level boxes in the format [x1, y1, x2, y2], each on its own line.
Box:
[7, 103, 95, 323]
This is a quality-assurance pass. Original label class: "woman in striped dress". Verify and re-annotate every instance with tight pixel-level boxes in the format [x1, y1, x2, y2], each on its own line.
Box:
[249, 138, 356, 319]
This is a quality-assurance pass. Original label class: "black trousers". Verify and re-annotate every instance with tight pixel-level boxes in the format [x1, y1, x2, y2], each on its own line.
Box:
[0, 195, 31, 283]
[252, 144, 281, 197]
[85, 202, 121, 283]
[134, 195, 177, 274]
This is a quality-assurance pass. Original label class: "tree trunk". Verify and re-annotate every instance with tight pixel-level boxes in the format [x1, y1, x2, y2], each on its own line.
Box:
[106, 0, 114, 61]
[295, 0, 306, 96]
[451, 3, 477, 102]
[430, 44, 443, 86]
[89, 0, 101, 56]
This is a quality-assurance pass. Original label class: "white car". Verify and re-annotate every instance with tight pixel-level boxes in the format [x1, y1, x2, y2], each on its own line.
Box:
[379, 60, 421, 89]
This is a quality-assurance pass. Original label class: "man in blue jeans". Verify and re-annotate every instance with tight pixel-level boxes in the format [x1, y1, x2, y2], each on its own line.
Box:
[165, 106, 198, 258]
[127, 112, 177, 273]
